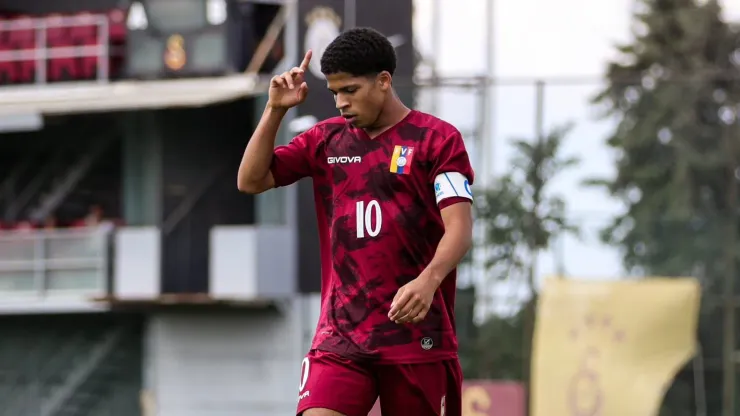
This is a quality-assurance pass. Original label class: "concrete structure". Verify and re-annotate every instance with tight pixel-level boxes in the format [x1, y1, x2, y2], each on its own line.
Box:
[0, 1, 413, 415]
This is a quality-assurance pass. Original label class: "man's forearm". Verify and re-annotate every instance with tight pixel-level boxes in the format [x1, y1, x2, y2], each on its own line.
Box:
[237, 104, 288, 192]
[421, 223, 472, 286]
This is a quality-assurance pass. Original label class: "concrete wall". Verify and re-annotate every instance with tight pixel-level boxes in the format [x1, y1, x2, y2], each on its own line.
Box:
[143, 294, 321, 416]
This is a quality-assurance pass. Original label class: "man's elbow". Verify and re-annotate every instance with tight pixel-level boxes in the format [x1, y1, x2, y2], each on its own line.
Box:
[237, 172, 274, 194]
[237, 178, 266, 194]
[237, 183, 267, 194]
[237, 181, 259, 194]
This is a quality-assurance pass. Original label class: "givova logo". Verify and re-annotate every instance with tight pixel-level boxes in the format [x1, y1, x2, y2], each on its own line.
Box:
[327, 156, 362, 164]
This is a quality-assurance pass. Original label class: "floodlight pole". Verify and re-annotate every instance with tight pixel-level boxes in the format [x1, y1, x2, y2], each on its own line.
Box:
[722, 118, 738, 416]
[430, 0, 441, 116]
[481, 0, 494, 186]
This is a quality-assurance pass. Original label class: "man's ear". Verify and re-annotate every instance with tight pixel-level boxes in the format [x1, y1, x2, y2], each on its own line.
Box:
[377, 71, 392, 91]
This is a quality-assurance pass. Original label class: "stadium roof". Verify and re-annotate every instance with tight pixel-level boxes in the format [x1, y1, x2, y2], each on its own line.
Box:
[0, 74, 269, 117]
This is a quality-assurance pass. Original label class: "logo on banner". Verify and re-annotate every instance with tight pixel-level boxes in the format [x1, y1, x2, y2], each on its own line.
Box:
[304, 7, 341, 78]
[530, 278, 700, 416]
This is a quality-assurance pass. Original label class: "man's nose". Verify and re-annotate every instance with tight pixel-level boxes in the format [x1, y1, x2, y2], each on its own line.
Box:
[335, 95, 349, 110]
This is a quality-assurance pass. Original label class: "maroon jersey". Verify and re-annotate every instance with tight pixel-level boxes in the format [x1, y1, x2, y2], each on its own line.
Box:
[270, 110, 474, 364]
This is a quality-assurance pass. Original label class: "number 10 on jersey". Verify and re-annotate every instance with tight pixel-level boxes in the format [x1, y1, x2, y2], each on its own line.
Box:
[356, 200, 382, 238]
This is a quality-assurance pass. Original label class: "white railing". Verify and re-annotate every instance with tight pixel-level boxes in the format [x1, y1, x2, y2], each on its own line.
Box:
[0, 14, 111, 84]
[0, 226, 111, 296]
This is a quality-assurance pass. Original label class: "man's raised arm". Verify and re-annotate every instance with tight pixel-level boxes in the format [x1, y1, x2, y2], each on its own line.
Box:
[237, 106, 285, 194]
[237, 50, 313, 194]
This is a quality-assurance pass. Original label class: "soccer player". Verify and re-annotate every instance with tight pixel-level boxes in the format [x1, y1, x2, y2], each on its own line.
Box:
[237, 28, 474, 416]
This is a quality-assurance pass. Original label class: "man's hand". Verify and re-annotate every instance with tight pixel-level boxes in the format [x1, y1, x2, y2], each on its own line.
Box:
[268, 50, 312, 110]
[388, 276, 440, 324]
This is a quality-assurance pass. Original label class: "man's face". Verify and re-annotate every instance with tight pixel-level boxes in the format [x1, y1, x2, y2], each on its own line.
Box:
[325, 71, 391, 129]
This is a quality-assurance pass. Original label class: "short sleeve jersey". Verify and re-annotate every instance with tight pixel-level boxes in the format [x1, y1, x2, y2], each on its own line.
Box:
[270, 110, 474, 364]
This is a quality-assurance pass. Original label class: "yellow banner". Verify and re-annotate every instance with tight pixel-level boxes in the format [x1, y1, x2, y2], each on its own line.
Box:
[530, 278, 700, 416]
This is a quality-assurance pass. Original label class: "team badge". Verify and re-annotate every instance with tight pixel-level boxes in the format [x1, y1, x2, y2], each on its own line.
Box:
[304, 7, 341, 79]
[421, 336, 433, 350]
[390, 145, 414, 175]
[164, 34, 186, 71]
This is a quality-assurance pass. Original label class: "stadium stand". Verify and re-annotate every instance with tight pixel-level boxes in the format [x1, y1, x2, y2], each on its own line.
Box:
[0, 112, 122, 230]
[0, 0, 385, 414]
[0, 9, 127, 85]
[0, 313, 142, 416]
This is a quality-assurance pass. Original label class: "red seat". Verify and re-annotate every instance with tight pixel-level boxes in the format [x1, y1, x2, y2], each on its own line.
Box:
[46, 13, 77, 81]
[107, 8, 126, 78]
[69, 12, 98, 79]
[7, 16, 36, 83]
[0, 10, 126, 83]
[0, 19, 16, 84]
[70, 219, 87, 228]
[69, 12, 97, 45]
[108, 9, 126, 44]
[14, 221, 35, 231]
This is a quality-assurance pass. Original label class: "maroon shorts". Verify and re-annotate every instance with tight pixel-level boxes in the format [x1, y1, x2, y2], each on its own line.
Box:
[296, 349, 462, 416]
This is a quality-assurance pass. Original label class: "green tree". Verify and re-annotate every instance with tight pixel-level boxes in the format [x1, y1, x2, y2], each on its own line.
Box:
[590, 0, 740, 413]
[464, 123, 579, 382]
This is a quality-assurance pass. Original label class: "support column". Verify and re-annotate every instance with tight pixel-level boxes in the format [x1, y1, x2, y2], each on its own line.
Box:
[253, 93, 289, 225]
[122, 111, 162, 227]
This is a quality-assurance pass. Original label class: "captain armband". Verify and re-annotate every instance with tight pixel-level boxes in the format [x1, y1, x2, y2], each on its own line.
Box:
[433, 172, 473, 204]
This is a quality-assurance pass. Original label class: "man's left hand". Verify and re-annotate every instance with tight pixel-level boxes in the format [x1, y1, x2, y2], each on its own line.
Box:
[388, 276, 439, 324]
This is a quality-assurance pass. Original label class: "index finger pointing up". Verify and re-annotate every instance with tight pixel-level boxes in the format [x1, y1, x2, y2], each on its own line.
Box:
[300, 50, 313, 72]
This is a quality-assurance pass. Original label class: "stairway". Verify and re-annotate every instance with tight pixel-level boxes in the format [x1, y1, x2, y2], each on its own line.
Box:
[43, 322, 141, 416]
[3, 149, 69, 222]
[29, 134, 117, 223]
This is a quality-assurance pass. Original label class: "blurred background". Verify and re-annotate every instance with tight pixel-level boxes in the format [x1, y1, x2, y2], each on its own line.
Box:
[0, 0, 732, 414]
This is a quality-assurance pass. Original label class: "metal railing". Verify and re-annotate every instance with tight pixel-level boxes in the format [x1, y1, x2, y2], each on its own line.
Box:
[0, 14, 111, 84]
[0, 226, 111, 297]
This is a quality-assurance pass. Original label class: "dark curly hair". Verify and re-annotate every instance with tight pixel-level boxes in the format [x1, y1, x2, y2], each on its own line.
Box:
[320, 27, 396, 77]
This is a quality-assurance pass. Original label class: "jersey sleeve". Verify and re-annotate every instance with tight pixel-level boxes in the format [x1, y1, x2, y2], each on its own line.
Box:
[429, 130, 475, 209]
[269, 126, 319, 188]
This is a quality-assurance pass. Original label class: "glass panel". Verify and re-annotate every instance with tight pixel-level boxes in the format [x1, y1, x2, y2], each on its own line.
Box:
[0, 227, 109, 295]
[127, 35, 163, 74]
[147, 0, 207, 32]
[0, 271, 37, 292]
[192, 32, 226, 71]
[0, 237, 37, 262]
[45, 233, 104, 260]
[46, 270, 103, 292]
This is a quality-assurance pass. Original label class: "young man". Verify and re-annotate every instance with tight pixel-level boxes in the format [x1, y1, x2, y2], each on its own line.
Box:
[238, 27, 474, 416]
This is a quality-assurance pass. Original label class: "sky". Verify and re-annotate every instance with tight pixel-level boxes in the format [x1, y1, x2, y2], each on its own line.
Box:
[411, 0, 740, 314]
